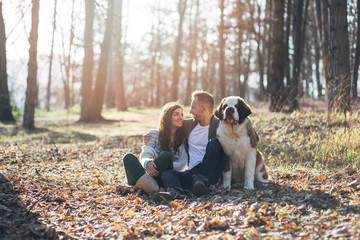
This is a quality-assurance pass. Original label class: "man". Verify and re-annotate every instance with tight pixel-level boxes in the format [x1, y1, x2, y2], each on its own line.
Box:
[151, 90, 225, 200]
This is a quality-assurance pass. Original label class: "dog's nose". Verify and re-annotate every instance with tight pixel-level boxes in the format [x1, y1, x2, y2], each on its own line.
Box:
[225, 107, 235, 116]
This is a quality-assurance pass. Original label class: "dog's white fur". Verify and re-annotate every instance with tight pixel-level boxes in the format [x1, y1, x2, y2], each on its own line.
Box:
[215, 96, 269, 190]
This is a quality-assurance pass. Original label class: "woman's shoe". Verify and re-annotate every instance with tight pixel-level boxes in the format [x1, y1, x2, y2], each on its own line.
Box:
[134, 173, 159, 194]
[116, 185, 133, 195]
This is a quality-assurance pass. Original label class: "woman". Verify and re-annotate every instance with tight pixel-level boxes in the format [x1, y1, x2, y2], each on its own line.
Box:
[121, 102, 188, 195]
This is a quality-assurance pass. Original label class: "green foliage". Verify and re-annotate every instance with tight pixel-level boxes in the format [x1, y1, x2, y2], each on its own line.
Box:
[34, 105, 81, 117]
[11, 102, 22, 120]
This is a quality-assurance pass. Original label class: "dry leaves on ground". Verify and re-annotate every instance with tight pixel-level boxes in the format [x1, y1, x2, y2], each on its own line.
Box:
[0, 137, 360, 239]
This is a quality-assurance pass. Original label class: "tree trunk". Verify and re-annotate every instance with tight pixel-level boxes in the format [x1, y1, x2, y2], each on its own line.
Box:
[149, 29, 156, 106]
[23, 0, 39, 130]
[185, 0, 200, 105]
[242, 46, 251, 101]
[155, 10, 162, 106]
[321, 0, 330, 99]
[171, 0, 187, 101]
[79, 0, 94, 121]
[256, 3, 265, 100]
[299, 0, 310, 95]
[86, 0, 114, 121]
[289, 0, 304, 111]
[313, 0, 323, 98]
[115, 0, 127, 111]
[328, 0, 351, 112]
[265, 0, 273, 100]
[63, 0, 75, 110]
[269, 0, 286, 112]
[106, 9, 116, 110]
[305, 34, 312, 97]
[218, 0, 226, 98]
[352, 0, 360, 97]
[106, 61, 116, 108]
[46, 0, 57, 111]
[284, 0, 292, 92]
[234, 0, 245, 97]
[0, 2, 15, 123]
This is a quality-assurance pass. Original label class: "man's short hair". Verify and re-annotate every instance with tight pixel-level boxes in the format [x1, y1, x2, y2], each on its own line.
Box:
[192, 90, 214, 110]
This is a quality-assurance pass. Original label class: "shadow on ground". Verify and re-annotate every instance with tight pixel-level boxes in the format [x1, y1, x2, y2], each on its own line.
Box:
[0, 173, 58, 239]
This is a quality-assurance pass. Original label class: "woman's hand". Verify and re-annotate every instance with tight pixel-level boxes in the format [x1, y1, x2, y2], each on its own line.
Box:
[146, 161, 160, 177]
[142, 133, 152, 144]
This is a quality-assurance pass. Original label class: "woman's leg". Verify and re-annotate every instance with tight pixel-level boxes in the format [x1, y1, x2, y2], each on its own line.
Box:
[122, 153, 146, 185]
[153, 151, 174, 173]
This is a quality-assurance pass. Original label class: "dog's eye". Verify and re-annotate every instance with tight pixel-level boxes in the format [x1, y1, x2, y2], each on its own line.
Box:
[222, 104, 227, 110]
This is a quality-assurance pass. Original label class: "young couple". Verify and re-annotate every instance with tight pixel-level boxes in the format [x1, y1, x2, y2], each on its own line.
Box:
[122, 90, 224, 201]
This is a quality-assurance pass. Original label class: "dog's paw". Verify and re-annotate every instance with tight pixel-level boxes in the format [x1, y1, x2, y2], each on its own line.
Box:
[244, 181, 254, 190]
[223, 182, 231, 191]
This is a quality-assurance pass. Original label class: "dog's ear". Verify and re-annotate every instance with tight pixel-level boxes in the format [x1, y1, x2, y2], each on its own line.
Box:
[214, 98, 225, 120]
[237, 98, 252, 123]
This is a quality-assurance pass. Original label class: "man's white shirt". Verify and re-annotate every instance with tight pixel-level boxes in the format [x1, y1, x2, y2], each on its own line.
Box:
[188, 123, 209, 169]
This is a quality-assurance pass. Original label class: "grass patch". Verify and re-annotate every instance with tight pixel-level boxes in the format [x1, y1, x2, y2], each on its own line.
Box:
[1, 107, 359, 171]
[255, 110, 360, 171]
[0, 107, 162, 144]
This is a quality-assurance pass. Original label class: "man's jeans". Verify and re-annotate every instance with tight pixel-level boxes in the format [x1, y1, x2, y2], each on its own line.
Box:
[160, 138, 224, 190]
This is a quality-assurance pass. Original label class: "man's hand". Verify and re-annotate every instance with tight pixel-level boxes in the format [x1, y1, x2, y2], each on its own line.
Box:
[146, 161, 160, 177]
[143, 133, 152, 145]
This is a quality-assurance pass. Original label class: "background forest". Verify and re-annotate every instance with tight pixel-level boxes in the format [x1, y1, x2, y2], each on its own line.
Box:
[1, 0, 359, 128]
[1, 1, 360, 239]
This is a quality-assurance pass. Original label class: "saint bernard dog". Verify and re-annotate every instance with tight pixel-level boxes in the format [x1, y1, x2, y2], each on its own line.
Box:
[215, 96, 269, 190]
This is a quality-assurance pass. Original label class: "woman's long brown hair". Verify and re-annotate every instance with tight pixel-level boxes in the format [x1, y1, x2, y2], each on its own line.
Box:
[158, 102, 185, 153]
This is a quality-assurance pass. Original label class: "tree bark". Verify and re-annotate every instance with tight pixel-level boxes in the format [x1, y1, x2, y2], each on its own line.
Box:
[321, 0, 330, 99]
[284, 0, 292, 93]
[328, 0, 351, 112]
[289, 0, 303, 111]
[86, 0, 114, 121]
[218, 0, 226, 98]
[185, 0, 200, 105]
[149, 26, 156, 106]
[45, 0, 57, 111]
[265, 0, 273, 100]
[115, 0, 127, 111]
[234, 0, 245, 97]
[23, 0, 40, 130]
[269, 0, 286, 112]
[256, 3, 265, 100]
[63, 0, 75, 110]
[313, 11, 322, 98]
[155, 8, 162, 106]
[0, 2, 15, 123]
[352, 0, 360, 97]
[171, 0, 187, 101]
[79, 0, 94, 121]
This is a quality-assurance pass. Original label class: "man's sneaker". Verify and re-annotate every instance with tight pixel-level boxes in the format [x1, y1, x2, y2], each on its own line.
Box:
[152, 191, 174, 202]
[192, 174, 209, 196]
[152, 187, 185, 202]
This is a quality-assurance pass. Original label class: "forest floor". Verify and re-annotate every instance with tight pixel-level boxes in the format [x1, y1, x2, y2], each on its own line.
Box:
[1, 99, 360, 239]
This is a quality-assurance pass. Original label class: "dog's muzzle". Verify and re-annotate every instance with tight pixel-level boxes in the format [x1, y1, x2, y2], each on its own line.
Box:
[224, 107, 236, 124]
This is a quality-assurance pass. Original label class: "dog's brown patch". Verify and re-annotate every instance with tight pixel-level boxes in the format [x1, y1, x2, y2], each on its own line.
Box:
[256, 151, 269, 179]
[262, 170, 269, 179]
[246, 120, 258, 148]
[256, 151, 262, 167]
